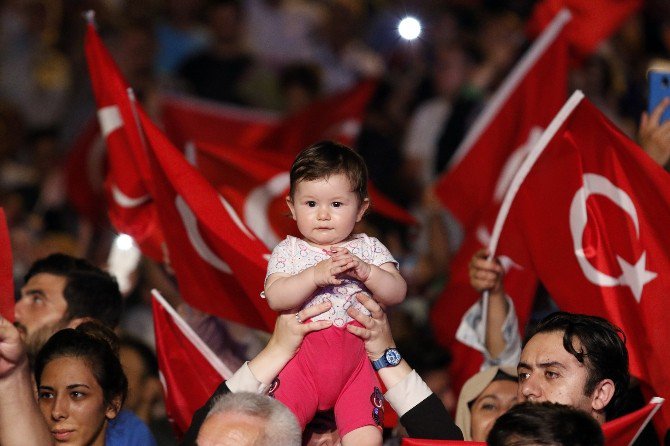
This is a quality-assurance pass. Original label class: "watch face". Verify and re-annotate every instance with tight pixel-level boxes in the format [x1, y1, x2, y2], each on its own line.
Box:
[385, 348, 401, 365]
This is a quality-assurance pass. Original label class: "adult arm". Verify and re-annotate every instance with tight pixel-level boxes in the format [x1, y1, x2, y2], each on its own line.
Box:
[457, 249, 521, 368]
[180, 302, 333, 445]
[0, 316, 53, 445]
[346, 294, 463, 440]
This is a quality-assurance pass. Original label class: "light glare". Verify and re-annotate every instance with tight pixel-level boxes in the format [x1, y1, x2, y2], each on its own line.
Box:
[115, 234, 134, 251]
[398, 16, 421, 41]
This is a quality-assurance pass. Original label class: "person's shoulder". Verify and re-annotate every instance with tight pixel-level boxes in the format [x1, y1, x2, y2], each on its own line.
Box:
[107, 409, 157, 446]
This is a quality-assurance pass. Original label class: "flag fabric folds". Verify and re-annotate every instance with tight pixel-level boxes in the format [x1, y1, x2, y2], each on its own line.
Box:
[0, 209, 13, 322]
[430, 9, 570, 391]
[489, 91, 670, 432]
[151, 290, 232, 437]
[84, 18, 164, 261]
[433, 9, 571, 230]
[140, 112, 276, 332]
[602, 397, 664, 446]
[526, 0, 643, 58]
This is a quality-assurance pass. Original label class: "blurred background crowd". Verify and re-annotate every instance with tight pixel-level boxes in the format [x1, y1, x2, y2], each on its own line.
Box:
[0, 0, 669, 443]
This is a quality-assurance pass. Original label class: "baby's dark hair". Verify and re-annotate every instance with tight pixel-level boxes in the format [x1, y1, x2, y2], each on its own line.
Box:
[289, 141, 368, 203]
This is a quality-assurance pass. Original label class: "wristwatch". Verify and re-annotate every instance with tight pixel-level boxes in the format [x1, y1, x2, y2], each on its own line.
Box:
[372, 347, 402, 371]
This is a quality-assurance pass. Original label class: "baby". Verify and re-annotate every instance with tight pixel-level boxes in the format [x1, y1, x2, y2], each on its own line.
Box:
[264, 141, 406, 445]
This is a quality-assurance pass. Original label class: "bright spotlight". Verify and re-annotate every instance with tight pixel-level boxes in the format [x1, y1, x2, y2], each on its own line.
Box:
[398, 16, 421, 41]
[114, 233, 135, 251]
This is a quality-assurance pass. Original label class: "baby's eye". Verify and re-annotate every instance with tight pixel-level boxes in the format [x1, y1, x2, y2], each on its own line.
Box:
[332, 202, 342, 208]
[306, 201, 316, 207]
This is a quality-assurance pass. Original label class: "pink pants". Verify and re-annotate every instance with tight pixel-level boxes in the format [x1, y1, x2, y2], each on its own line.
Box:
[273, 323, 383, 437]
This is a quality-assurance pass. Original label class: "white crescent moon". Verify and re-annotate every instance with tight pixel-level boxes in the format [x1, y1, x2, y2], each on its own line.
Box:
[244, 172, 290, 249]
[175, 195, 232, 274]
[569, 174, 638, 286]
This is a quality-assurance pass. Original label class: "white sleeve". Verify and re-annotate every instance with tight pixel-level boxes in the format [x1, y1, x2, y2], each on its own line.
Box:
[225, 361, 270, 394]
[455, 294, 521, 369]
[384, 370, 432, 417]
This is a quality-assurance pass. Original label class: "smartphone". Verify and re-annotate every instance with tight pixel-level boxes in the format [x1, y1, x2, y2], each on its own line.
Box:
[648, 69, 670, 124]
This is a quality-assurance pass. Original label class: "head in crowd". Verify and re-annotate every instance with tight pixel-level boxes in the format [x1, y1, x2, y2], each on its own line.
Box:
[303, 409, 339, 446]
[287, 141, 369, 248]
[119, 336, 162, 422]
[206, 0, 244, 46]
[455, 366, 518, 441]
[197, 392, 301, 446]
[14, 253, 123, 360]
[34, 322, 128, 446]
[486, 401, 604, 446]
[518, 312, 629, 423]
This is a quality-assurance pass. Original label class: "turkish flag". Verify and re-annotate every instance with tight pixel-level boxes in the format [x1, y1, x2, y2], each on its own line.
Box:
[190, 141, 415, 252]
[160, 80, 377, 153]
[151, 290, 232, 437]
[491, 91, 670, 433]
[433, 9, 570, 231]
[0, 209, 13, 322]
[526, 0, 642, 58]
[603, 397, 664, 446]
[140, 112, 276, 332]
[84, 18, 164, 261]
[430, 9, 569, 392]
[63, 117, 107, 224]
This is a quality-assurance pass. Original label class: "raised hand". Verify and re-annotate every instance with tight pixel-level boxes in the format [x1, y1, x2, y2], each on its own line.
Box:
[469, 248, 504, 294]
[0, 316, 27, 379]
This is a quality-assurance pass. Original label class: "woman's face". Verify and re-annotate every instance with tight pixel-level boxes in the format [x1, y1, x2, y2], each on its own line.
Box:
[38, 356, 119, 445]
[470, 379, 518, 441]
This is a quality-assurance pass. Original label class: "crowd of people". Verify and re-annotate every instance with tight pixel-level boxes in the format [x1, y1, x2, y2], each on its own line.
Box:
[0, 0, 670, 444]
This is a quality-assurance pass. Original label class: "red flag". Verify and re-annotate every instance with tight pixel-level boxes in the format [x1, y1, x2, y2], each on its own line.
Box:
[191, 141, 415, 252]
[0, 209, 13, 322]
[490, 91, 670, 433]
[526, 0, 642, 58]
[151, 290, 232, 437]
[160, 80, 377, 153]
[430, 9, 570, 391]
[84, 17, 164, 261]
[63, 117, 107, 224]
[160, 94, 280, 151]
[603, 397, 664, 446]
[140, 112, 276, 331]
[433, 9, 571, 230]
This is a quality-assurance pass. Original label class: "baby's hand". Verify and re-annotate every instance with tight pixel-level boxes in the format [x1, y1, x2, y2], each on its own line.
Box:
[313, 256, 350, 287]
[329, 247, 371, 282]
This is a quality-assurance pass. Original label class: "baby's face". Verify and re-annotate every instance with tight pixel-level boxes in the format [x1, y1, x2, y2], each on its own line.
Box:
[287, 173, 368, 249]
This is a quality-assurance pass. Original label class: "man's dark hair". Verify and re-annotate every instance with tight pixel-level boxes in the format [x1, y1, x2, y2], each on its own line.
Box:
[529, 312, 630, 419]
[289, 141, 368, 203]
[24, 253, 122, 328]
[487, 402, 604, 446]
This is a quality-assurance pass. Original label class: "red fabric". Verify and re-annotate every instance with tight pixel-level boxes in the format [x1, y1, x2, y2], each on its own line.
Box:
[602, 398, 664, 446]
[0, 209, 13, 322]
[402, 439, 484, 446]
[434, 11, 569, 230]
[431, 10, 568, 393]
[160, 80, 377, 153]
[496, 94, 670, 433]
[526, 0, 642, 58]
[84, 22, 164, 261]
[192, 141, 414, 252]
[141, 113, 276, 331]
[151, 292, 226, 437]
[63, 118, 107, 224]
